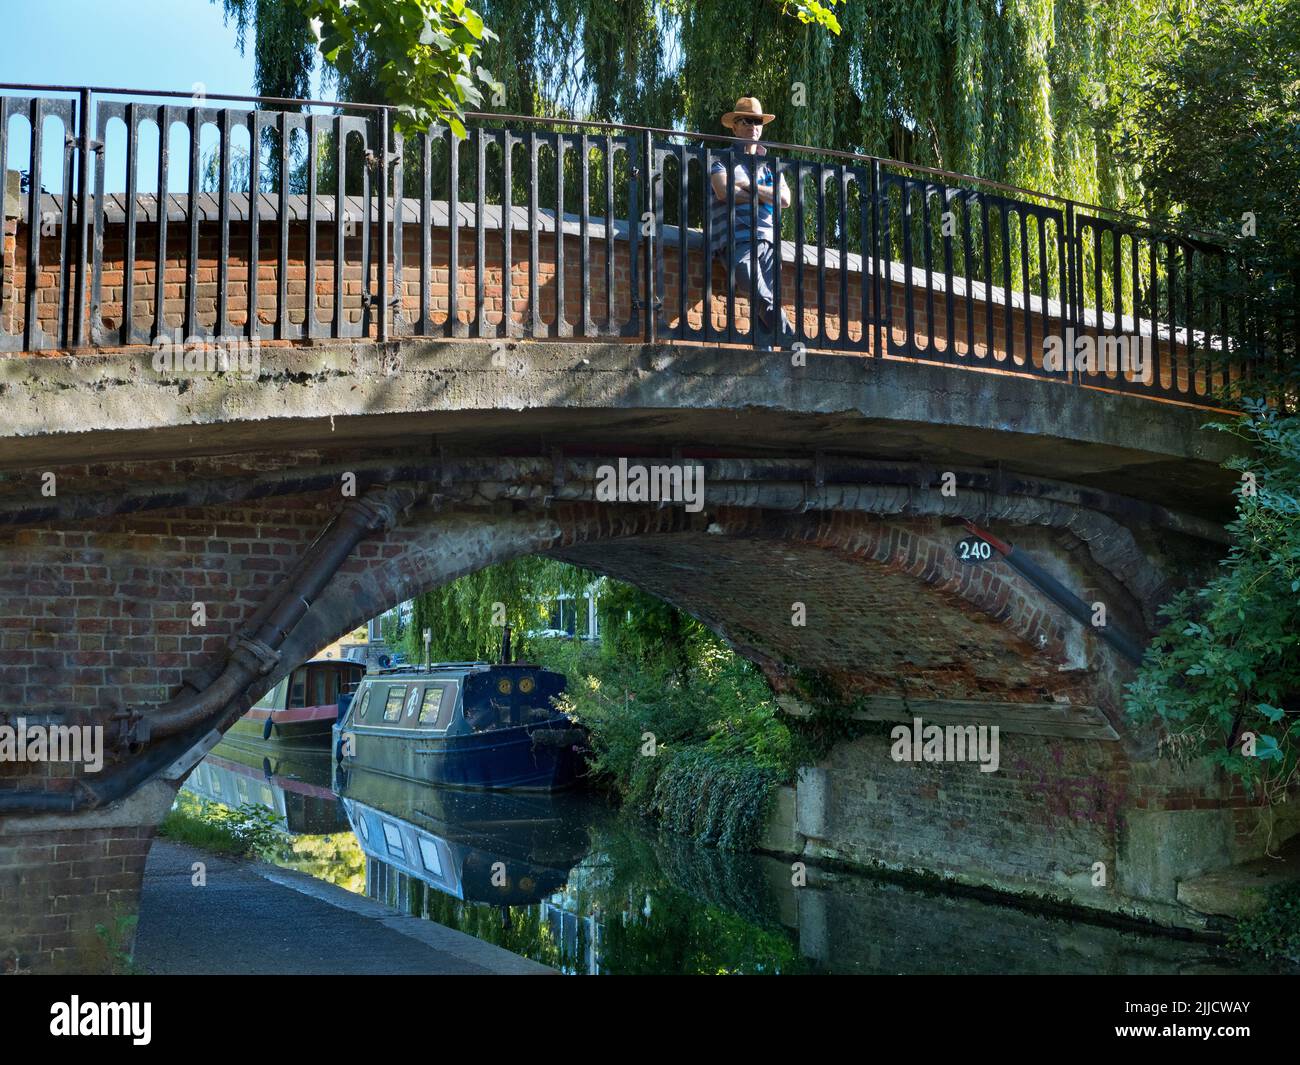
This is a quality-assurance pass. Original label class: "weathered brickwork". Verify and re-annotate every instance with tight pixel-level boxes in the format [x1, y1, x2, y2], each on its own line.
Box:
[814, 729, 1125, 890]
[798, 725, 1295, 927]
[0, 819, 158, 974]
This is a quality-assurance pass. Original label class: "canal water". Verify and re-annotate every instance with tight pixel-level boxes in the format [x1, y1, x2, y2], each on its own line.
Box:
[176, 737, 1278, 975]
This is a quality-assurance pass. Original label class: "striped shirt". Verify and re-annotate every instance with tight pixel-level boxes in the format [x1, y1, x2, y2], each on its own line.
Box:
[709, 152, 779, 252]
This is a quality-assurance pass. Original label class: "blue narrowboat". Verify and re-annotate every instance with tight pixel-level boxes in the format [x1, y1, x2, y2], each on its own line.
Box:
[333, 661, 585, 791]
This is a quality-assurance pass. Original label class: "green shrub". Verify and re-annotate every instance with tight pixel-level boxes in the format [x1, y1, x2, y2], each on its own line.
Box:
[1125, 405, 1300, 804]
[643, 747, 778, 851]
[533, 620, 794, 850]
[1230, 881, 1300, 962]
[160, 792, 288, 860]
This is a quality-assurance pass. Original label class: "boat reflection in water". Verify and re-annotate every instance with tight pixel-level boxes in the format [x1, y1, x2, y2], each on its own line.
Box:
[173, 744, 1273, 975]
[335, 766, 594, 908]
[183, 740, 350, 836]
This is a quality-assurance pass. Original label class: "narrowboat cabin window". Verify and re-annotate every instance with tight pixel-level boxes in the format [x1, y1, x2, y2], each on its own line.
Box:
[289, 668, 306, 708]
[418, 685, 447, 727]
[383, 686, 405, 722]
[309, 663, 349, 708]
[404, 687, 421, 720]
[418, 836, 443, 876]
[357, 688, 371, 720]
[382, 821, 405, 859]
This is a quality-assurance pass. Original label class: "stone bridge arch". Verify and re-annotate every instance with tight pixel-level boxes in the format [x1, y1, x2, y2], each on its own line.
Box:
[271, 491, 1163, 756]
[201, 483, 1260, 934]
[0, 342, 1272, 972]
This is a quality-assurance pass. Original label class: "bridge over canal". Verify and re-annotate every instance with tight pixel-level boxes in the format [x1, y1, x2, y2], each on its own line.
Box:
[0, 85, 1292, 972]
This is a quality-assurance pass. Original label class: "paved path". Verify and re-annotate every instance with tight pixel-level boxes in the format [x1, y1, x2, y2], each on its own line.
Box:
[134, 840, 554, 975]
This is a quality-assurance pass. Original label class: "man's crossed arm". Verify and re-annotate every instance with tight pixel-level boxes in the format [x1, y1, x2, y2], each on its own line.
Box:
[710, 165, 792, 209]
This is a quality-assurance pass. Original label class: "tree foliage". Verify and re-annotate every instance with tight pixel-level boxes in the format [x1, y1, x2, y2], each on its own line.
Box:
[1125, 403, 1300, 804]
[219, 0, 1176, 209]
[387, 556, 595, 663]
[540, 627, 793, 849]
[307, 0, 499, 136]
[1115, 0, 1300, 390]
[1122, 0, 1300, 796]
[467, 0, 1181, 205]
[220, 0, 318, 101]
[220, 0, 500, 135]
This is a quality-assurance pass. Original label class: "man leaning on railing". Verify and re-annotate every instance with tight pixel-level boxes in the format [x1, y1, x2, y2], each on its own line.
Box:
[709, 96, 796, 350]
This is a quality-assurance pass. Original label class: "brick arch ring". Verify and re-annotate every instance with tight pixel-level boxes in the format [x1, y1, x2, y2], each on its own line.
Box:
[257, 496, 1169, 753]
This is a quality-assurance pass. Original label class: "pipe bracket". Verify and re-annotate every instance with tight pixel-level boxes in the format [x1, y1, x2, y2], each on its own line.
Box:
[233, 635, 281, 676]
[347, 492, 401, 532]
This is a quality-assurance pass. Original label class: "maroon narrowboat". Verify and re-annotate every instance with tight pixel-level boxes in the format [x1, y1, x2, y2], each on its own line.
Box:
[230, 658, 366, 749]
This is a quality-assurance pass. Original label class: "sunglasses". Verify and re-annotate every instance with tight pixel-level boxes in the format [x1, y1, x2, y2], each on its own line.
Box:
[734, 116, 764, 127]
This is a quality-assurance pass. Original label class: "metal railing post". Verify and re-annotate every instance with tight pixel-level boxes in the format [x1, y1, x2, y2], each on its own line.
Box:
[71, 87, 93, 347]
[376, 107, 390, 342]
[870, 158, 881, 357]
[1067, 201, 1080, 328]
[642, 127, 656, 344]
[391, 125, 404, 336]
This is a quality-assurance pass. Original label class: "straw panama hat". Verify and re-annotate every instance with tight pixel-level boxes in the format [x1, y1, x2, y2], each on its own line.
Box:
[721, 96, 775, 129]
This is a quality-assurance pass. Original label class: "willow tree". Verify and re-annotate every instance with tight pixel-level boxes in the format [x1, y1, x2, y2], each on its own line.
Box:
[467, 0, 1186, 207]
[391, 557, 598, 664]
[216, 0, 1183, 207]
[220, 0, 318, 101]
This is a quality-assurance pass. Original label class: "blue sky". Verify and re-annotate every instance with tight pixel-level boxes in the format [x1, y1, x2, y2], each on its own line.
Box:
[2, 0, 326, 192]
[3, 0, 257, 98]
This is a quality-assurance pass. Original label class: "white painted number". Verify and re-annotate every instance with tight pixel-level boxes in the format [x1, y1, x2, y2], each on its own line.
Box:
[958, 539, 992, 562]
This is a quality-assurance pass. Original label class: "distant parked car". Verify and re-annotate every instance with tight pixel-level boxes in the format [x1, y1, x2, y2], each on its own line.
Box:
[529, 628, 599, 642]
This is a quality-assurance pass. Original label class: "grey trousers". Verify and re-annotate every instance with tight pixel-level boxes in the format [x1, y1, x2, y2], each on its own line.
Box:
[724, 240, 794, 340]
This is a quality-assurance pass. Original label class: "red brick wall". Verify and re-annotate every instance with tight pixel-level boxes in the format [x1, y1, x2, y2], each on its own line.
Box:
[0, 820, 156, 974]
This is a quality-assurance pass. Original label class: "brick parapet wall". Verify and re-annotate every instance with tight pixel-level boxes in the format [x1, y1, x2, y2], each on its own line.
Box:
[2, 204, 1202, 396]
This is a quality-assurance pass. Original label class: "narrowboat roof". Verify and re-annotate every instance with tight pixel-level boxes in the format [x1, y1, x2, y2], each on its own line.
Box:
[366, 661, 552, 678]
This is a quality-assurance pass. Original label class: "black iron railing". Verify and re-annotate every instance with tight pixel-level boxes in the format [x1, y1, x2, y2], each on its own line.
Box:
[0, 83, 1284, 409]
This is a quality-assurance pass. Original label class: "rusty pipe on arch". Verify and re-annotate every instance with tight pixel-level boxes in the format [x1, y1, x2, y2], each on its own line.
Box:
[0, 483, 418, 820]
[137, 486, 415, 742]
[960, 520, 1146, 666]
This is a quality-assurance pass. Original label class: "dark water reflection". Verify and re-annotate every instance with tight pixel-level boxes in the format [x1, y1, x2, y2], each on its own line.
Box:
[179, 738, 1278, 975]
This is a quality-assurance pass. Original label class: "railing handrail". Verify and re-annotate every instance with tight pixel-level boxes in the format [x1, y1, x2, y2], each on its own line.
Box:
[0, 81, 1234, 247]
[0, 81, 1278, 412]
[0, 81, 391, 113]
